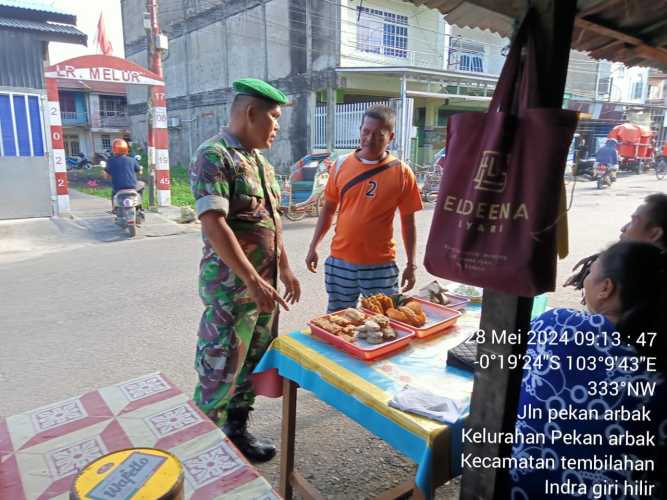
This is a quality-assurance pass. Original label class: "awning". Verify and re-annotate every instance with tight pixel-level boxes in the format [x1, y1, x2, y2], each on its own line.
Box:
[410, 0, 667, 71]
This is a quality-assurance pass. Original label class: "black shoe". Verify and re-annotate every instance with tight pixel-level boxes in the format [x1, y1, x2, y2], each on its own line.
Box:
[222, 408, 276, 463]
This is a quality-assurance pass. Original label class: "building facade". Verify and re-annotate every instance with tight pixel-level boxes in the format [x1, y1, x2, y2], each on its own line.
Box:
[121, 0, 339, 170]
[57, 79, 130, 160]
[0, 1, 85, 219]
[121, 0, 666, 170]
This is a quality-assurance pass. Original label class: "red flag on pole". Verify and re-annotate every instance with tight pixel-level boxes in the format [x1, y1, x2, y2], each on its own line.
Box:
[96, 13, 113, 56]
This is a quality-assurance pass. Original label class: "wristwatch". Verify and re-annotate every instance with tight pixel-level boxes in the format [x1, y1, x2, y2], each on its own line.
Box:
[406, 264, 418, 270]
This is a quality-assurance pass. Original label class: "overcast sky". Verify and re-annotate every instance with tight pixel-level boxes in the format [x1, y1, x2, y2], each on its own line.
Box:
[47, 0, 125, 63]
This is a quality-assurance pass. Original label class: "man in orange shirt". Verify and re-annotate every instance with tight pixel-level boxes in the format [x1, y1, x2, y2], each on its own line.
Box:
[306, 105, 423, 312]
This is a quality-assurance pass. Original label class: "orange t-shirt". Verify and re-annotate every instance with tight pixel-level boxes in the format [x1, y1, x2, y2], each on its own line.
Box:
[325, 153, 423, 265]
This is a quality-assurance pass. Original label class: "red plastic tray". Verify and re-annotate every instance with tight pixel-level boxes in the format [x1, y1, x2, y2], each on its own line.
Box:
[364, 297, 462, 338]
[435, 293, 471, 310]
[307, 312, 415, 361]
[445, 288, 483, 304]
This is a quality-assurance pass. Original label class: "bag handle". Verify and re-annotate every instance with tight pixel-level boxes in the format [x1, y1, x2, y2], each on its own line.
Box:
[489, 8, 541, 113]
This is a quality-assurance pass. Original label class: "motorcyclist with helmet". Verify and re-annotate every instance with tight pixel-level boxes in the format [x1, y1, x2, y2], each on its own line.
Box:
[595, 138, 619, 182]
[103, 139, 145, 218]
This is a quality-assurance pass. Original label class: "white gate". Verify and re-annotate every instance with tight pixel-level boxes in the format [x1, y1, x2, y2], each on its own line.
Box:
[313, 99, 414, 158]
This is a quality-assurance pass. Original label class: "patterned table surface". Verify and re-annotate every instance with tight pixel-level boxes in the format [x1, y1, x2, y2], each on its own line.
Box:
[0, 373, 279, 500]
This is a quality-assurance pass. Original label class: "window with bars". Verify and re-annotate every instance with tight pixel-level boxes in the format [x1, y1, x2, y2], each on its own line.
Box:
[59, 93, 76, 113]
[356, 7, 408, 59]
[449, 39, 485, 73]
[101, 134, 112, 150]
[99, 95, 127, 116]
[459, 54, 484, 72]
[649, 82, 664, 101]
[0, 93, 45, 157]
[64, 135, 80, 157]
[597, 76, 612, 98]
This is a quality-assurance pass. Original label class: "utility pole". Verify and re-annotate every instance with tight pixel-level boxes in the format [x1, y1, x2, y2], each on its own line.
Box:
[145, 0, 171, 208]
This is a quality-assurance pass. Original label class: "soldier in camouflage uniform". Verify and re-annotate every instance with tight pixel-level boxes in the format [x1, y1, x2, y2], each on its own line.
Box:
[190, 78, 300, 462]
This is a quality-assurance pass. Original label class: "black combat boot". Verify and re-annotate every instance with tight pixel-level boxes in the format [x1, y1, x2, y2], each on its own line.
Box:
[222, 408, 276, 463]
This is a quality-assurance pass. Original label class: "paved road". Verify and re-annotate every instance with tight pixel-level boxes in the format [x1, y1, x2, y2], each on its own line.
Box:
[1, 173, 663, 498]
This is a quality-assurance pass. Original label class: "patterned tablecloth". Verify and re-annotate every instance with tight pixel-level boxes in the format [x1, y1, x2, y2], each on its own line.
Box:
[0, 373, 279, 500]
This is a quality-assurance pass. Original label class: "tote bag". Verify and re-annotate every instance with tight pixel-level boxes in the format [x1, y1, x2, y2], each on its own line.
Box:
[423, 10, 578, 297]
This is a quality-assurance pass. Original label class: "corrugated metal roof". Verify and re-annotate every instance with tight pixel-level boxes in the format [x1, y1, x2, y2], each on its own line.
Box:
[0, 0, 75, 25]
[57, 79, 127, 95]
[0, 16, 86, 44]
[413, 0, 667, 71]
[0, 0, 71, 16]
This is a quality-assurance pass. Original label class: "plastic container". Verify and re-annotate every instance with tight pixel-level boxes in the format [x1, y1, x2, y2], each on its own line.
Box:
[71, 448, 184, 500]
[308, 312, 415, 361]
[365, 297, 462, 338]
[445, 287, 483, 304]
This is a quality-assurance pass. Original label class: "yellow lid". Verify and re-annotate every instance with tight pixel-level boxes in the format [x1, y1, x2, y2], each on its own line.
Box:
[71, 448, 183, 500]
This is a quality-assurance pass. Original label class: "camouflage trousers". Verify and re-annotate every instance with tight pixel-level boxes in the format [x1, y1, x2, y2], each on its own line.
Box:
[193, 297, 277, 427]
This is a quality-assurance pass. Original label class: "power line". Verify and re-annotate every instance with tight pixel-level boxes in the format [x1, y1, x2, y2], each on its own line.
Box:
[154, 2, 624, 79]
[129, 1, 660, 104]
[153, 0, 652, 77]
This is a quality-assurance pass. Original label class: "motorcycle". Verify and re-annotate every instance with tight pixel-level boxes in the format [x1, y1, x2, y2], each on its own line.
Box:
[66, 153, 92, 170]
[112, 189, 145, 237]
[594, 163, 613, 189]
[94, 150, 112, 168]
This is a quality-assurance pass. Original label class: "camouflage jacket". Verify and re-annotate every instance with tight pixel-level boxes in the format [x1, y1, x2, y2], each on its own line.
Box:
[189, 128, 282, 288]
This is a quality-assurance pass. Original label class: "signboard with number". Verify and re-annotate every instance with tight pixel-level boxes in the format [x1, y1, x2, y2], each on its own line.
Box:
[156, 169, 171, 189]
[156, 149, 169, 171]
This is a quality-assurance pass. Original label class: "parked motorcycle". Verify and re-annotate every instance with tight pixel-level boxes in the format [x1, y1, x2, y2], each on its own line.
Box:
[66, 153, 92, 170]
[594, 163, 613, 189]
[112, 189, 144, 237]
[94, 150, 112, 168]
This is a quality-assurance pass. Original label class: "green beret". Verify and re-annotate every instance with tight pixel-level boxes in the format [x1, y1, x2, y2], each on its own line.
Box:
[232, 78, 288, 105]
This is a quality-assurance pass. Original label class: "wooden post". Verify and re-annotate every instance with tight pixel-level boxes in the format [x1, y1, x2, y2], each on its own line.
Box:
[459, 2, 576, 499]
[280, 379, 298, 499]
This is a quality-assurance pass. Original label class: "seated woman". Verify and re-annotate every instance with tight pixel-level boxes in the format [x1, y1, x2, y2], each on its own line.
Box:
[511, 241, 666, 499]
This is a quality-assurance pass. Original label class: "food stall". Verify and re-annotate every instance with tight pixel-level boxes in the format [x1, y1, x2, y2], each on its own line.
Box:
[252, 288, 547, 499]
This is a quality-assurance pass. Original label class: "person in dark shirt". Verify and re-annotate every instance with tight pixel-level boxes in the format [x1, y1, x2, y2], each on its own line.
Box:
[594, 138, 619, 181]
[595, 138, 619, 165]
[103, 139, 145, 209]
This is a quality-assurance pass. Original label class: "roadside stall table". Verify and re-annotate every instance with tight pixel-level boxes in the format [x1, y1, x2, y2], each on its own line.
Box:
[254, 297, 547, 500]
[254, 309, 480, 500]
[0, 372, 279, 499]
